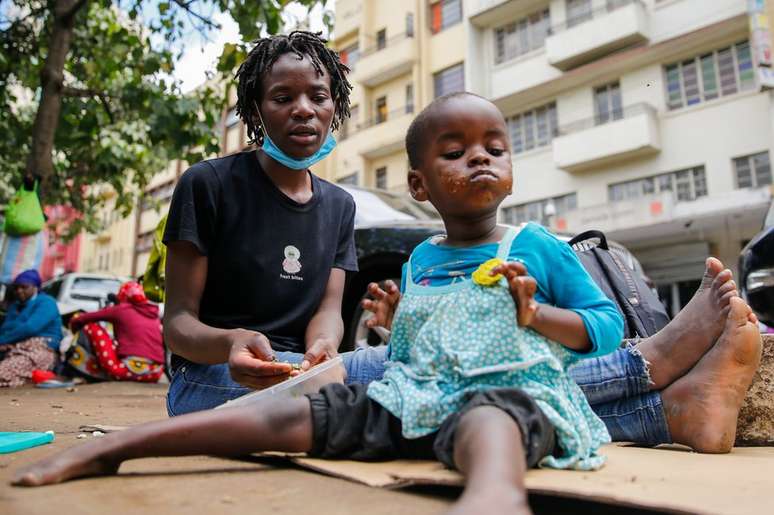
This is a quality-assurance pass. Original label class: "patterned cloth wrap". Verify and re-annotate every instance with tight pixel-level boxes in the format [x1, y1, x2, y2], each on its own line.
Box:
[0, 337, 56, 387]
[68, 323, 163, 383]
[367, 227, 611, 470]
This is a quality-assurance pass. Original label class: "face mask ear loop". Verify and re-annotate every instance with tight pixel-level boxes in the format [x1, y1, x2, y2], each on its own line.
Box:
[254, 102, 268, 143]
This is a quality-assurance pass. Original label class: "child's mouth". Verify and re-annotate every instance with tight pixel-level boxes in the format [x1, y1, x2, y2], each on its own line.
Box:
[470, 170, 498, 182]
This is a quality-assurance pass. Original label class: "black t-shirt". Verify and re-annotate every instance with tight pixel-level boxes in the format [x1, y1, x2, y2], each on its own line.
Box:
[163, 151, 358, 353]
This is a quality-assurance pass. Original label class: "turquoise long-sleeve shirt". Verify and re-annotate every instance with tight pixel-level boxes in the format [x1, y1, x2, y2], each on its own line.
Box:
[401, 223, 624, 358]
[0, 292, 62, 349]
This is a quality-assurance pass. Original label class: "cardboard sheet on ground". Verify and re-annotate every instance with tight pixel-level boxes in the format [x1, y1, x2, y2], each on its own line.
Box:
[267, 443, 774, 514]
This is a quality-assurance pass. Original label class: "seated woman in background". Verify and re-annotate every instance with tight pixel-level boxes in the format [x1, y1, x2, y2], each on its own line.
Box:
[0, 269, 62, 387]
[68, 281, 164, 383]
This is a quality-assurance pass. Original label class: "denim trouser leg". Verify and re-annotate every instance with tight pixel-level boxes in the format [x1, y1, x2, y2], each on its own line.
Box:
[167, 346, 390, 416]
[568, 344, 671, 445]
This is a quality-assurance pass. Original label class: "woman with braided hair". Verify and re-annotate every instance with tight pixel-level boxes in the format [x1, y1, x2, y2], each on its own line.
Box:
[162, 31, 386, 414]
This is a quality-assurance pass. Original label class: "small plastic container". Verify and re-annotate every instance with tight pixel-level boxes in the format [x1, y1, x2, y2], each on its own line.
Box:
[215, 356, 345, 410]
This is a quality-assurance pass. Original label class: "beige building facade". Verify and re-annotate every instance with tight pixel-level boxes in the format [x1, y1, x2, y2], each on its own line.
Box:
[462, 0, 773, 314]
[78, 190, 137, 279]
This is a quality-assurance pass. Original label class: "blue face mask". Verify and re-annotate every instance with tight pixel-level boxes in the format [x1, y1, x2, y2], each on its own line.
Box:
[257, 110, 337, 170]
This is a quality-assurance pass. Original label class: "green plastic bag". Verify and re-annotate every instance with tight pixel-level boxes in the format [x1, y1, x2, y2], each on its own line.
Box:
[3, 182, 45, 236]
[142, 213, 168, 303]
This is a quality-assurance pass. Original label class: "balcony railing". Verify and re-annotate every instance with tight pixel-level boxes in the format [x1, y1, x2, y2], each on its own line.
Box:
[548, 0, 644, 34]
[359, 105, 415, 131]
[360, 32, 413, 58]
[558, 103, 656, 136]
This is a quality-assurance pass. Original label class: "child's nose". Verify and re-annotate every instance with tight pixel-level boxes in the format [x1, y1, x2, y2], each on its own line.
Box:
[468, 149, 491, 166]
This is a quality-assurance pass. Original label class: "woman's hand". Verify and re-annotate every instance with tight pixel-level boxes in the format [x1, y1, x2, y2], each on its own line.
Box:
[490, 262, 539, 327]
[361, 280, 401, 331]
[302, 336, 339, 371]
[227, 328, 293, 389]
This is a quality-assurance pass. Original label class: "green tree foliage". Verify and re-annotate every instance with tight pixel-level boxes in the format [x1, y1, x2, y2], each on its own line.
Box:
[0, 0, 327, 235]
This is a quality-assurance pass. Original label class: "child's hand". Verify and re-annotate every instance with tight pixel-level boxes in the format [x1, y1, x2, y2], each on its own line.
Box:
[490, 262, 539, 327]
[361, 280, 401, 331]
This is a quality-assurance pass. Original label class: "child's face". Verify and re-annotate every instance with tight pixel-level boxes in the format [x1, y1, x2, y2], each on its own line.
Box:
[410, 97, 513, 219]
[259, 53, 335, 159]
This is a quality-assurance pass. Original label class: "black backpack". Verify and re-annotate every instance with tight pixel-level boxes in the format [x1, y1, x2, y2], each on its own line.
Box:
[569, 230, 670, 340]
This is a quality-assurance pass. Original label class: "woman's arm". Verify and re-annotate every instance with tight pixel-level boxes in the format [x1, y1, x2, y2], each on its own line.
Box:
[70, 305, 120, 331]
[302, 268, 347, 370]
[164, 241, 292, 387]
[163, 241, 233, 363]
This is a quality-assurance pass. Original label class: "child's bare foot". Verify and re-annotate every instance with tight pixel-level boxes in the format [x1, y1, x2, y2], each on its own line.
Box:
[11, 439, 120, 486]
[638, 257, 738, 388]
[445, 486, 531, 515]
[661, 297, 762, 453]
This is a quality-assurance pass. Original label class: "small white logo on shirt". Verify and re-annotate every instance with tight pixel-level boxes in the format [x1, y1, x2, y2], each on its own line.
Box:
[281, 245, 303, 280]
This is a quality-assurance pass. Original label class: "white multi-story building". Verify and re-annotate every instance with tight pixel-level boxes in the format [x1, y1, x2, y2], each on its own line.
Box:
[460, 0, 773, 314]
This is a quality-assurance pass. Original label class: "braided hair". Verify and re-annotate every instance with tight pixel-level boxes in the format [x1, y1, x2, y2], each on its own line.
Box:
[235, 30, 352, 146]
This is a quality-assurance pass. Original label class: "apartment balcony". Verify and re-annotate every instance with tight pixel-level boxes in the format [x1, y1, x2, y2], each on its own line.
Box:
[469, 0, 548, 27]
[350, 106, 414, 159]
[333, 0, 362, 39]
[545, 0, 650, 70]
[552, 103, 660, 172]
[558, 188, 772, 244]
[351, 33, 416, 87]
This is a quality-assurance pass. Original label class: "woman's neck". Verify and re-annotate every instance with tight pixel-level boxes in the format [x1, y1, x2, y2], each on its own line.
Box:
[440, 211, 504, 247]
[256, 149, 313, 204]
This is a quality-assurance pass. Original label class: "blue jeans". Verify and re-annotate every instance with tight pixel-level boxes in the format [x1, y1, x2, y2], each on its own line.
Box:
[568, 344, 671, 445]
[167, 344, 671, 445]
[166, 346, 388, 416]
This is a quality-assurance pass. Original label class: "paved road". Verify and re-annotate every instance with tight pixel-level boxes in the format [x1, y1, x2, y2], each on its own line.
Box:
[1, 382, 453, 515]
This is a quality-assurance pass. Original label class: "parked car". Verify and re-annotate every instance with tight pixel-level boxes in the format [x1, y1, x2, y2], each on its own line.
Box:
[739, 201, 774, 327]
[339, 186, 653, 350]
[41, 273, 128, 315]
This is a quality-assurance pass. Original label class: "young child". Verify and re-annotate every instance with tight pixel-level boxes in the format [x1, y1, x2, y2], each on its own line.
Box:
[12, 93, 623, 515]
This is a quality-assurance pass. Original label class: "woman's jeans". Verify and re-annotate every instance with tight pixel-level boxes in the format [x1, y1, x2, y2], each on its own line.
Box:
[167, 344, 671, 445]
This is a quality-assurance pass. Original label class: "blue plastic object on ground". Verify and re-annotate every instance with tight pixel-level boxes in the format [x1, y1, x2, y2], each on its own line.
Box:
[0, 431, 55, 453]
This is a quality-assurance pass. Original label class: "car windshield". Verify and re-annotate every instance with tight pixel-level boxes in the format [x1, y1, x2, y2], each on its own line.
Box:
[70, 277, 122, 300]
[341, 186, 440, 225]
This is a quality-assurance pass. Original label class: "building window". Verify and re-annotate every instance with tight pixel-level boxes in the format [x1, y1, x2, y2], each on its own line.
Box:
[507, 102, 558, 154]
[594, 82, 623, 125]
[494, 9, 550, 64]
[502, 193, 578, 226]
[141, 180, 176, 211]
[340, 43, 360, 71]
[341, 105, 358, 140]
[434, 63, 464, 98]
[338, 173, 359, 186]
[430, 0, 462, 34]
[665, 41, 755, 110]
[376, 167, 388, 189]
[376, 29, 387, 50]
[375, 97, 388, 124]
[405, 83, 414, 113]
[609, 167, 708, 202]
[734, 151, 772, 189]
[406, 12, 414, 37]
[136, 231, 154, 253]
[566, 0, 592, 28]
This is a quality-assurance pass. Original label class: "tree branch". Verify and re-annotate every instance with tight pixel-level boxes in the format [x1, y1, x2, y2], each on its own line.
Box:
[171, 0, 220, 30]
[58, 0, 89, 20]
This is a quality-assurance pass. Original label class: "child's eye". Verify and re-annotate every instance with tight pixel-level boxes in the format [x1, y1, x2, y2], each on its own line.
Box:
[488, 148, 505, 156]
[273, 96, 290, 103]
[442, 150, 465, 160]
[313, 94, 329, 103]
